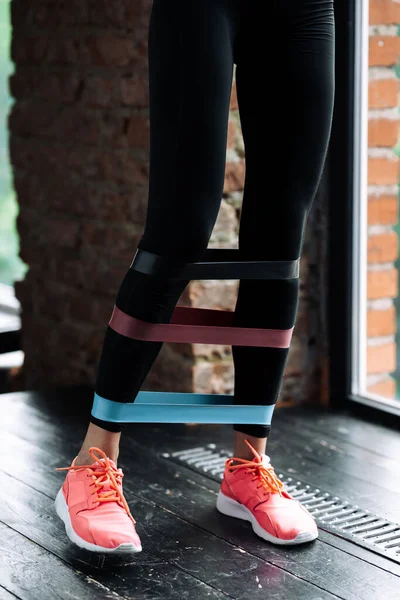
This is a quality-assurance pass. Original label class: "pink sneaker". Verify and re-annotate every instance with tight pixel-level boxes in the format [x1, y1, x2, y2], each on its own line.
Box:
[54, 447, 142, 553]
[216, 439, 318, 545]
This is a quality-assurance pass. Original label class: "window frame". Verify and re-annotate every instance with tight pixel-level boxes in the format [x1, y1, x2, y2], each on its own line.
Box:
[328, 0, 400, 421]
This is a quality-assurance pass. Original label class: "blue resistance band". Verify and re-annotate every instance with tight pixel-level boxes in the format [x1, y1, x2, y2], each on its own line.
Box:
[92, 391, 275, 425]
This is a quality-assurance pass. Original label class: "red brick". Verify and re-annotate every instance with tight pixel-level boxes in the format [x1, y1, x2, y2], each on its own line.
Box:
[34, 286, 66, 322]
[369, 79, 399, 109]
[230, 81, 238, 110]
[368, 195, 399, 225]
[99, 115, 125, 147]
[367, 305, 396, 336]
[66, 187, 148, 223]
[224, 161, 245, 193]
[367, 377, 396, 398]
[101, 152, 149, 185]
[285, 336, 303, 377]
[17, 209, 81, 252]
[32, 3, 56, 27]
[45, 217, 80, 248]
[369, 36, 400, 66]
[192, 362, 233, 395]
[67, 293, 113, 325]
[213, 200, 237, 239]
[368, 118, 400, 147]
[10, 1, 32, 28]
[367, 342, 396, 374]
[367, 231, 398, 263]
[66, 146, 105, 180]
[80, 222, 133, 253]
[122, 0, 152, 28]
[46, 38, 80, 65]
[87, 0, 150, 28]
[9, 73, 32, 100]
[54, 0, 89, 26]
[227, 120, 237, 149]
[21, 244, 54, 272]
[84, 36, 134, 67]
[38, 74, 81, 104]
[49, 257, 84, 289]
[120, 76, 149, 106]
[367, 268, 398, 298]
[127, 115, 150, 149]
[368, 157, 399, 185]
[11, 35, 49, 63]
[189, 280, 237, 311]
[369, 0, 400, 24]
[81, 261, 127, 295]
[55, 108, 101, 144]
[82, 76, 115, 107]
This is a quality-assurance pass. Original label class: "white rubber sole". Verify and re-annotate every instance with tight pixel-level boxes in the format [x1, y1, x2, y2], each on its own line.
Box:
[54, 488, 142, 554]
[216, 491, 318, 546]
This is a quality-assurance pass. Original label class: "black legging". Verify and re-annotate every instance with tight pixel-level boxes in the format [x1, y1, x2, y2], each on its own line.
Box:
[91, 0, 335, 436]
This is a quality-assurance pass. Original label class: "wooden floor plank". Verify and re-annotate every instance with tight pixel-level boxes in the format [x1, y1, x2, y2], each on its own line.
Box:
[278, 408, 400, 461]
[0, 521, 129, 600]
[0, 438, 339, 600]
[0, 586, 20, 600]
[271, 413, 400, 472]
[317, 530, 400, 579]
[1, 420, 399, 600]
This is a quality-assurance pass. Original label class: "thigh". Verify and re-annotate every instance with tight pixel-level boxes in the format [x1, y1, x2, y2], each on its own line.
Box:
[139, 0, 237, 261]
[234, 0, 335, 258]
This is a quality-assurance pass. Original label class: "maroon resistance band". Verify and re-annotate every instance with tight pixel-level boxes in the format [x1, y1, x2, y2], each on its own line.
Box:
[109, 304, 294, 348]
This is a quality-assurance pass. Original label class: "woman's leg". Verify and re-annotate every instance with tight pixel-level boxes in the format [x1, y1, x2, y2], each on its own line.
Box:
[76, 0, 238, 463]
[231, 0, 335, 458]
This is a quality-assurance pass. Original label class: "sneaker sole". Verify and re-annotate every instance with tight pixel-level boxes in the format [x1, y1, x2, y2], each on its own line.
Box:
[216, 491, 318, 546]
[54, 488, 142, 554]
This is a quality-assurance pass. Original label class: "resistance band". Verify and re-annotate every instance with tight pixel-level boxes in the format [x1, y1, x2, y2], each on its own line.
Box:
[91, 248, 299, 425]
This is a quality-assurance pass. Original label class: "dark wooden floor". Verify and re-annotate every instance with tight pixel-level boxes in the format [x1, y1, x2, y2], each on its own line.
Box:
[1, 388, 400, 600]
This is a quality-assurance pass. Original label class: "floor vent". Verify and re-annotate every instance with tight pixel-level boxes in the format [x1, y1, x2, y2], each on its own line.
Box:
[164, 444, 400, 565]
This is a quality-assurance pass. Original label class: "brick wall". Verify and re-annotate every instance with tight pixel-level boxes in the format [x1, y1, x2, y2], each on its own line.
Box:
[9, 0, 326, 407]
[367, 0, 400, 398]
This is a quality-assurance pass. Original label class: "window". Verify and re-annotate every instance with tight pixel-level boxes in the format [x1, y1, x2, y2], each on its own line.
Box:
[329, 0, 400, 417]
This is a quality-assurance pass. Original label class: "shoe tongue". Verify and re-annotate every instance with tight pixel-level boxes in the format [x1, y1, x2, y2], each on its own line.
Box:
[89, 458, 120, 493]
[90, 457, 117, 470]
[253, 453, 270, 466]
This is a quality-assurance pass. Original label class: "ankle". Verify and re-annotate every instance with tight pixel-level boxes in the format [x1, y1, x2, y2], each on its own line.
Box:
[230, 456, 253, 465]
[75, 422, 121, 467]
[75, 449, 119, 467]
[233, 433, 268, 460]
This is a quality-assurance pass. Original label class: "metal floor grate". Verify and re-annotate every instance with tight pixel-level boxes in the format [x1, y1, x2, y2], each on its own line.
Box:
[163, 444, 400, 564]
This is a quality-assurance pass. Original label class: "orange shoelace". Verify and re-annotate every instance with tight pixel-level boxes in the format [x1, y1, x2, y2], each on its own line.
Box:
[55, 447, 136, 524]
[226, 439, 284, 497]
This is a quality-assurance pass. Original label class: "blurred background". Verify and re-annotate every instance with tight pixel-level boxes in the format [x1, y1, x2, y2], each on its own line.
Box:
[0, 0, 26, 285]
